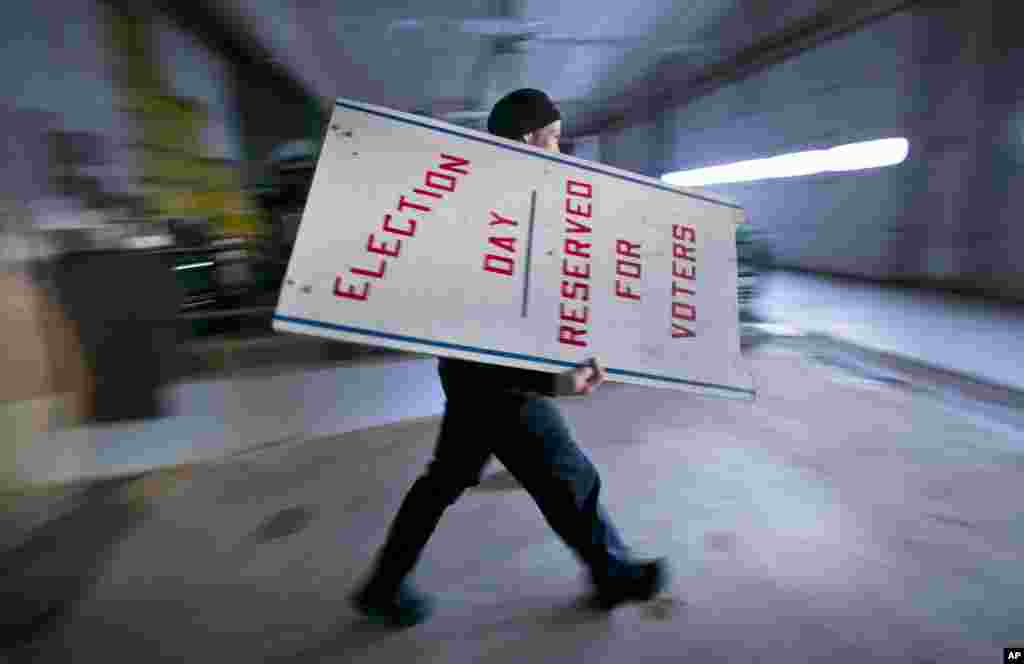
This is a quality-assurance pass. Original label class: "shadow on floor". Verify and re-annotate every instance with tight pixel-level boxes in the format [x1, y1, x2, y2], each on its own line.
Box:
[0, 475, 151, 655]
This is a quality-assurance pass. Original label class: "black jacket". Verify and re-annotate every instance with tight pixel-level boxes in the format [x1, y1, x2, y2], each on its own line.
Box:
[437, 357, 558, 400]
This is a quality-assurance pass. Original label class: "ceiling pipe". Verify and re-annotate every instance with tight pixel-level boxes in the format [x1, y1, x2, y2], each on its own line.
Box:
[132, 0, 321, 103]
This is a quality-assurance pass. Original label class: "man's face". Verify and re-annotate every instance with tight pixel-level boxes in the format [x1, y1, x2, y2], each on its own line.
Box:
[525, 120, 562, 153]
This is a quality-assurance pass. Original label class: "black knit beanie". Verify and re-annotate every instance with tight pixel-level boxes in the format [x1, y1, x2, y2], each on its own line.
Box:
[486, 89, 561, 142]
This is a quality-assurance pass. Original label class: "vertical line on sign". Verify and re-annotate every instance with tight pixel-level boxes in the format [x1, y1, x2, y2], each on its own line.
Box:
[522, 190, 538, 318]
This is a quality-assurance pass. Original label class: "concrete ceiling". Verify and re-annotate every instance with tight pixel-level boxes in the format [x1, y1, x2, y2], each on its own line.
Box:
[206, 0, 912, 138]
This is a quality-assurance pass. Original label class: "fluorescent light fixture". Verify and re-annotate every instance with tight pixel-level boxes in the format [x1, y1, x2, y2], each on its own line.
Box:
[175, 261, 214, 271]
[661, 137, 909, 187]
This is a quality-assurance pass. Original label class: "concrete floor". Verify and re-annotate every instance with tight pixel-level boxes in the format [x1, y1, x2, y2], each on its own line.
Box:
[20, 353, 447, 483]
[758, 270, 1024, 391]
[9, 339, 1022, 663]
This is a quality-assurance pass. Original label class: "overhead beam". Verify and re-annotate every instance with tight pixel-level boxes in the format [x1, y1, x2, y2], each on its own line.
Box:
[102, 0, 319, 105]
[568, 0, 927, 139]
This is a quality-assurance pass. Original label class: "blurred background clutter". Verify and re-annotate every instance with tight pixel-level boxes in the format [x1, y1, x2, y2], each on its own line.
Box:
[0, 0, 782, 488]
[1, 1, 327, 484]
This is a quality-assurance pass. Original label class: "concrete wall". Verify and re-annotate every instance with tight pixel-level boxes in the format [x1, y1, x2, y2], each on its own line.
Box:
[1, 2, 248, 158]
[572, 135, 601, 163]
[599, 120, 661, 177]
[589, 3, 1023, 301]
[3, 1, 121, 139]
[1, 0, 122, 209]
[0, 0, 323, 194]
[157, 2, 326, 173]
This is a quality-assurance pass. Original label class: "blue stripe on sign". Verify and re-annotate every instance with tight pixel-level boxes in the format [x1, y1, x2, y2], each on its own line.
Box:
[273, 313, 756, 397]
[332, 99, 743, 210]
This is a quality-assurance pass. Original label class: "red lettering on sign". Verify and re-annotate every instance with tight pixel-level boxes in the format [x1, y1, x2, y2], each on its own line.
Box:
[489, 210, 517, 227]
[673, 243, 696, 262]
[425, 171, 457, 191]
[558, 325, 588, 347]
[616, 239, 641, 259]
[367, 233, 401, 258]
[561, 280, 590, 302]
[397, 195, 430, 213]
[336, 152, 470, 302]
[489, 236, 517, 253]
[672, 302, 696, 321]
[673, 224, 696, 243]
[565, 217, 592, 234]
[565, 198, 592, 218]
[484, 254, 514, 276]
[673, 262, 696, 280]
[560, 302, 589, 325]
[334, 275, 369, 301]
[567, 180, 592, 198]
[615, 238, 643, 302]
[438, 153, 471, 175]
[482, 210, 519, 274]
[558, 178, 594, 347]
[672, 323, 695, 338]
[672, 282, 695, 297]
[562, 259, 591, 280]
[564, 238, 591, 258]
[670, 225, 696, 338]
[351, 259, 387, 279]
[383, 214, 416, 237]
[616, 260, 641, 279]
[615, 280, 640, 301]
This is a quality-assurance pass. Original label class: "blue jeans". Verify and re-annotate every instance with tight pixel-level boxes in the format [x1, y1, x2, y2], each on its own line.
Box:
[365, 391, 630, 594]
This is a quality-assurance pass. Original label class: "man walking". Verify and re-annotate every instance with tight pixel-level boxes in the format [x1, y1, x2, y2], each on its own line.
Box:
[351, 89, 669, 627]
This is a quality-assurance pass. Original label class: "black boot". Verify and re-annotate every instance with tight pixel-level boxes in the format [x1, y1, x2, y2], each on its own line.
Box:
[350, 580, 435, 628]
[589, 558, 669, 610]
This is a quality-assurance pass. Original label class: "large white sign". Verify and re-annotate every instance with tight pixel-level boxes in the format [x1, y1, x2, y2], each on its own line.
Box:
[273, 98, 754, 399]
